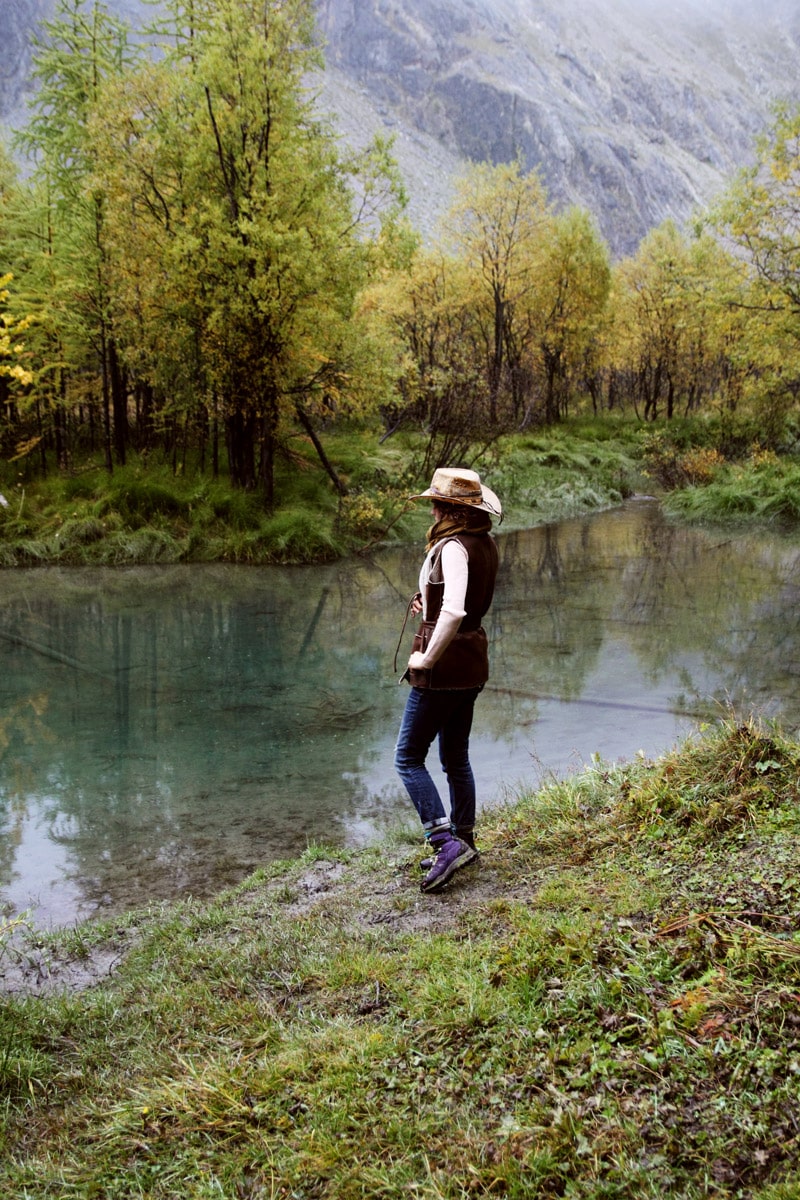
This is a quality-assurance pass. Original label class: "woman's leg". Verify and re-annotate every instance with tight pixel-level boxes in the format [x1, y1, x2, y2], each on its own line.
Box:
[438, 686, 481, 837]
[394, 687, 449, 828]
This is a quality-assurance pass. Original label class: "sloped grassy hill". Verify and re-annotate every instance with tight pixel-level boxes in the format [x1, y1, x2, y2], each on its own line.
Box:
[1, 718, 798, 1197]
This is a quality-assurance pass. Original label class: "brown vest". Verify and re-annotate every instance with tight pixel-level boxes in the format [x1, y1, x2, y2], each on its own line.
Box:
[408, 533, 499, 690]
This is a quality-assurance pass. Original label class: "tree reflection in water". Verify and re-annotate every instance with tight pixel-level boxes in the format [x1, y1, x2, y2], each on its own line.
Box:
[2, 499, 800, 925]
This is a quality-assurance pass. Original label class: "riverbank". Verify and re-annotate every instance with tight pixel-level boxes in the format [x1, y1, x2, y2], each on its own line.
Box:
[0, 419, 662, 568]
[3, 417, 800, 568]
[0, 423, 647, 567]
[2, 717, 798, 1198]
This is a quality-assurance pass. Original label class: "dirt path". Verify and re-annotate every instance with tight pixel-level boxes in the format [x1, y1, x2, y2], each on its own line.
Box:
[0, 844, 538, 998]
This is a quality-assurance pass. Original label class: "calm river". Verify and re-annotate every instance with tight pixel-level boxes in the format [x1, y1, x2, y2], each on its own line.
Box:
[2, 499, 800, 926]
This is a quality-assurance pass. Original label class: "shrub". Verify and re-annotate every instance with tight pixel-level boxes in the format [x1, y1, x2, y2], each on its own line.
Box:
[55, 516, 105, 547]
[99, 481, 189, 527]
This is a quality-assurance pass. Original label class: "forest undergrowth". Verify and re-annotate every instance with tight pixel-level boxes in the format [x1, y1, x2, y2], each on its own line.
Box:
[2, 415, 799, 568]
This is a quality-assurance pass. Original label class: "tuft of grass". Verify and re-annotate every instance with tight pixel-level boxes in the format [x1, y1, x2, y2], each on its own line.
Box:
[664, 456, 800, 526]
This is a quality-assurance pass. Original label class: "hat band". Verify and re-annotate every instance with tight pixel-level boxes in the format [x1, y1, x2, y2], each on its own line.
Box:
[429, 483, 482, 503]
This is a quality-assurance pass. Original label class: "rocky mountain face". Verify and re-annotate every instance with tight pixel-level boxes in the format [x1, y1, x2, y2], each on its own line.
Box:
[0, 0, 50, 133]
[0, 0, 148, 133]
[3, 0, 800, 256]
[316, 0, 800, 254]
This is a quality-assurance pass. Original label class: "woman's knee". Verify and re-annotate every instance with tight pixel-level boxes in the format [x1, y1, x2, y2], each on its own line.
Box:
[395, 740, 424, 774]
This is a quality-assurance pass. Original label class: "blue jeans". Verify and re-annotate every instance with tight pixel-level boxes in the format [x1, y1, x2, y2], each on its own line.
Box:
[394, 685, 482, 832]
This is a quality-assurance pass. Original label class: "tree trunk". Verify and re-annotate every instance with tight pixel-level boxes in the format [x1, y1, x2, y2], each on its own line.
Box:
[100, 329, 113, 474]
[55, 369, 68, 470]
[36, 398, 48, 477]
[489, 289, 504, 424]
[295, 404, 347, 496]
[109, 337, 127, 466]
[257, 405, 277, 508]
[212, 405, 219, 479]
[543, 352, 560, 424]
[226, 406, 257, 491]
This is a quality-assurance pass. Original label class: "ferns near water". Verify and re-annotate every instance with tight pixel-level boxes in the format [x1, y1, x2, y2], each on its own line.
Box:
[665, 457, 800, 524]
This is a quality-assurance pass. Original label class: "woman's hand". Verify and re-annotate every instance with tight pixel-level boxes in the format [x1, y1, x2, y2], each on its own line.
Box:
[411, 592, 422, 616]
[408, 651, 427, 669]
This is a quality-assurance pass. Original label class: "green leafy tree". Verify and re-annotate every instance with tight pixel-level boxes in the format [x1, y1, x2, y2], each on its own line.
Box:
[716, 103, 800, 316]
[15, 0, 136, 472]
[446, 161, 551, 426]
[526, 206, 611, 423]
[713, 103, 800, 434]
[96, 0, 404, 501]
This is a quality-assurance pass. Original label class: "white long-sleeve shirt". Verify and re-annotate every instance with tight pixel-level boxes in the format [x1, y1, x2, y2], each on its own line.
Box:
[414, 539, 469, 667]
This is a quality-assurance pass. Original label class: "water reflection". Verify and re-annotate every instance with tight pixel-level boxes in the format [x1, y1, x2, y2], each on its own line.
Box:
[2, 500, 800, 926]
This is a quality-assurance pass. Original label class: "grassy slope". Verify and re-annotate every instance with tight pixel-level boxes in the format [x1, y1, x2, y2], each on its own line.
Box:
[1, 718, 799, 1199]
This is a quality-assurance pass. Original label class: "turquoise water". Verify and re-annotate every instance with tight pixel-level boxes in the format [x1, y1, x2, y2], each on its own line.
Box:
[2, 500, 799, 926]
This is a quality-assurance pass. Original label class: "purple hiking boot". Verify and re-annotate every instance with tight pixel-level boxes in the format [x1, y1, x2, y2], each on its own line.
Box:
[420, 829, 478, 871]
[420, 833, 478, 894]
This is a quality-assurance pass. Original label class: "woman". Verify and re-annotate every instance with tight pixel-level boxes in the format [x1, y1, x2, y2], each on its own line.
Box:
[395, 467, 501, 894]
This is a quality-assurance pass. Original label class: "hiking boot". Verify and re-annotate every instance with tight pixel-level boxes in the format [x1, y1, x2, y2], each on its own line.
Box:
[420, 829, 478, 871]
[420, 834, 478, 894]
[420, 845, 480, 870]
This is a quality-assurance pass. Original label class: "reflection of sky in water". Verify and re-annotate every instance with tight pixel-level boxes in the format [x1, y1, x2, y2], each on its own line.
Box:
[2, 500, 800, 927]
[3, 803, 78, 921]
[357, 639, 696, 810]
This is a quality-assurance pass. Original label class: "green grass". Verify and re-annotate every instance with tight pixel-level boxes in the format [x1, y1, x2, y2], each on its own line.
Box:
[4, 415, 800, 566]
[463, 421, 647, 532]
[664, 456, 800, 526]
[1, 717, 799, 1197]
[0, 429, 419, 565]
[0, 422, 646, 565]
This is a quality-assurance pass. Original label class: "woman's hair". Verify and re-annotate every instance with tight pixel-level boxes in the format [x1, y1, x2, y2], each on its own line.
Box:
[427, 500, 492, 550]
[445, 503, 490, 528]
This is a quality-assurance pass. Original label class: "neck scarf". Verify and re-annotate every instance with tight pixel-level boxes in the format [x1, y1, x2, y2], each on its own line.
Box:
[426, 510, 492, 552]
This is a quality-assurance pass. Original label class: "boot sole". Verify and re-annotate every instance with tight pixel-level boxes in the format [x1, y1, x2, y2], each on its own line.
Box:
[420, 846, 479, 893]
[419, 851, 480, 871]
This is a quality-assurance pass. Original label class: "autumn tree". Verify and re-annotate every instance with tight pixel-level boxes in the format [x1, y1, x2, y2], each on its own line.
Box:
[369, 163, 610, 447]
[16, 0, 135, 472]
[445, 161, 551, 426]
[712, 102, 800, 435]
[526, 206, 611, 424]
[608, 221, 742, 421]
[362, 247, 499, 474]
[93, 0, 404, 502]
[0, 281, 33, 380]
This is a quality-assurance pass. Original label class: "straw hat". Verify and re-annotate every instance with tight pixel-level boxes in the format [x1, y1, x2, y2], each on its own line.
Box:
[409, 467, 502, 517]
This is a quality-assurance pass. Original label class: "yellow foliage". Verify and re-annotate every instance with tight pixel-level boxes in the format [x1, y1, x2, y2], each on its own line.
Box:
[749, 444, 780, 468]
[9, 436, 43, 463]
[679, 447, 726, 485]
[337, 492, 385, 537]
[0, 274, 34, 388]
